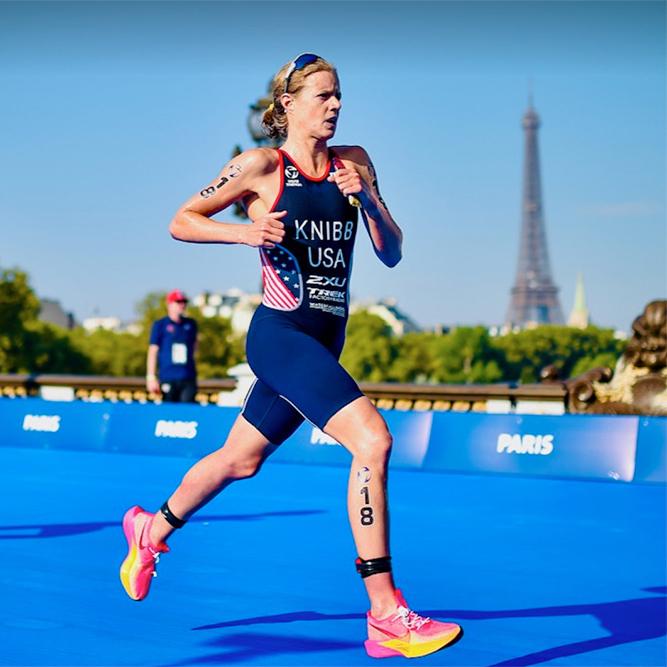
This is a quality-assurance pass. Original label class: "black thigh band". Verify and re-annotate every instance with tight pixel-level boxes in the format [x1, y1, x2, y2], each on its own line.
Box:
[160, 501, 186, 529]
[355, 555, 392, 579]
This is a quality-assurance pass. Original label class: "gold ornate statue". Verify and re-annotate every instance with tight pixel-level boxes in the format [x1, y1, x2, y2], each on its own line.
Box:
[566, 300, 667, 415]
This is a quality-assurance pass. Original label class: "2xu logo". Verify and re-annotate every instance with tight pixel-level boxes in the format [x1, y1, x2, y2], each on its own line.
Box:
[307, 275, 347, 287]
[22, 414, 61, 432]
[154, 420, 198, 439]
[497, 433, 554, 456]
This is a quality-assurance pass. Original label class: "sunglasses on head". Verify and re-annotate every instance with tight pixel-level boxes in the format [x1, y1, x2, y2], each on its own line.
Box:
[283, 53, 320, 93]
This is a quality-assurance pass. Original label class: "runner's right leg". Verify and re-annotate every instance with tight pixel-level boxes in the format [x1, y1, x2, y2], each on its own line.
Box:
[149, 413, 276, 544]
[120, 413, 278, 601]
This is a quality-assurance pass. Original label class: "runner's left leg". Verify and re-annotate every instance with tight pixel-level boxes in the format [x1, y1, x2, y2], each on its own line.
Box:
[324, 396, 397, 619]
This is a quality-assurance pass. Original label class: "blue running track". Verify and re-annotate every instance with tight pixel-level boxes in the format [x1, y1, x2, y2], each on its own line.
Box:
[1, 446, 665, 666]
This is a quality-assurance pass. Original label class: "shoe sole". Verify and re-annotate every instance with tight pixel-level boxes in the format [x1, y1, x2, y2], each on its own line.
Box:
[119, 506, 143, 601]
[365, 624, 462, 658]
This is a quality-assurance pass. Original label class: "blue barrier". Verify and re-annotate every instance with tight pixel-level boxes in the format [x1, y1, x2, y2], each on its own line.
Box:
[270, 410, 433, 469]
[634, 417, 667, 483]
[0, 398, 110, 452]
[0, 398, 234, 459]
[104, 401, 237, 459]
[0, 398, 663, 483]
[423, 412, 639, 482]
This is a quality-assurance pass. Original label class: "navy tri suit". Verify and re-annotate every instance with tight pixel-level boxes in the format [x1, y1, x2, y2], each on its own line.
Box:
[242, 148, 365, 442]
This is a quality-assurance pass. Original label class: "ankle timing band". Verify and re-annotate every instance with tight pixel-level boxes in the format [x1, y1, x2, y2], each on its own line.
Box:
[355, 555, 392, 579]
[160, 501, 186, 529]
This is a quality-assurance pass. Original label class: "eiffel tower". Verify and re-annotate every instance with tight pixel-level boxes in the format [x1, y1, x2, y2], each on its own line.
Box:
[506, 101, 564, 328]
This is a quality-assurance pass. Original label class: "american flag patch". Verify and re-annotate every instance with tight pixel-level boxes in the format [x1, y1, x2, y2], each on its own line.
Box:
[259, 246, 302, 310]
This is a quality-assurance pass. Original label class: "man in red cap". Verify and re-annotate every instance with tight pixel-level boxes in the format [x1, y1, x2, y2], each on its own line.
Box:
[146, 289, 198, 402]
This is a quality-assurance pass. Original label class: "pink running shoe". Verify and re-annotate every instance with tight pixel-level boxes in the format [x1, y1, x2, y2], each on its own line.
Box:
[365, 589, 462, 659]
[119, 506, 169, 601]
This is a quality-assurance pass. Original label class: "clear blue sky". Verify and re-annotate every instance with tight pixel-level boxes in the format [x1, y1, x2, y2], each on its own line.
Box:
[1, 1, 664, 331]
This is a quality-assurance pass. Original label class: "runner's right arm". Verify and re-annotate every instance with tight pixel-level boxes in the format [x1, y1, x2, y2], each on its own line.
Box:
[169, 148, 286, 248]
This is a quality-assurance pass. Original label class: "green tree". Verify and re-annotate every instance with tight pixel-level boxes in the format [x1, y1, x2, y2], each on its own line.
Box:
[135, 291, 167, 339]
[68, 327, 146, 376]
[190, 314, 246, 379]
[492, 325, 625, 383]
[0, 267, 41, 372]
[23, 322, 92, 374]
[0, 265, 628, 385]
[570, 352, 621, 378]
[390, 332, 437, 383]
[430, 327, 503, 384]
[0, 266, 95, 373]
[340, 311, 398, 382]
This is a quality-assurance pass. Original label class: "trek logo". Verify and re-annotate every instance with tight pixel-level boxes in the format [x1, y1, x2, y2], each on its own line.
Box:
[307, 275, 347, 288]
[22, 414, 61, 433]
[284, 166, 302, 187]
[155, 420, 198, 439]
[310, 427, 340, 446]
[308, 287, 345, 303]
[496, 433, 554, 456]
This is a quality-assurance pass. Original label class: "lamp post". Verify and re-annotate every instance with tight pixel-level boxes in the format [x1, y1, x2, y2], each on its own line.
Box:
[246, 92, 275, 146]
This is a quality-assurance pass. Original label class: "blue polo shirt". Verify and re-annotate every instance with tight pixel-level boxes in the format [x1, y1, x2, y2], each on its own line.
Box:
[149, 316, 198, 382]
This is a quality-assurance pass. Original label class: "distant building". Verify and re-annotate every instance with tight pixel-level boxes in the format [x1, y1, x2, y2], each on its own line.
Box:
[81, 317, 142, 334]
[230, 296, 262, 333]
[123, 322, 142, 335]
[567, 273, 590, 329]
[193, 290, 420, 337]
[39, 299, 76, 330]
[193, 288, 261, 334]
[83, 316, 122, 332]
[351, 298, 420, 336]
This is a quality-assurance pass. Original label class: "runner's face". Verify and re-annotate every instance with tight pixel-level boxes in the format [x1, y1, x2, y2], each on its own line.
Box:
[290, 71, 341, 140]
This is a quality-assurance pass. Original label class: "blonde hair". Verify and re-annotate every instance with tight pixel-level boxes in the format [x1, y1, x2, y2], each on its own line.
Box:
[262, 55, 339, 140]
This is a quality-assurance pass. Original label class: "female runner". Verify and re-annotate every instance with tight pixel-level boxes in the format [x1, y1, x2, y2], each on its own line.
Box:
[120, 53, 461, 659]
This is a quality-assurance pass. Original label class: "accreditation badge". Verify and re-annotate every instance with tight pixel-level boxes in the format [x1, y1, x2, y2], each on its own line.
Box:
[171, 343, 188, 364]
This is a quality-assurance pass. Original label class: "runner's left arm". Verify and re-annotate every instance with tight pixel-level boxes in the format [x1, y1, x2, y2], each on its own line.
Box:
[328, 146, 403, 267]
